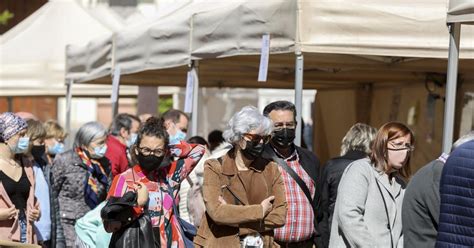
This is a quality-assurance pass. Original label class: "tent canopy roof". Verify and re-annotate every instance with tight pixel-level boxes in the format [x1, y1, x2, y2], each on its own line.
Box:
[67, 0, 474, 89]
[447, 0, 474, 24]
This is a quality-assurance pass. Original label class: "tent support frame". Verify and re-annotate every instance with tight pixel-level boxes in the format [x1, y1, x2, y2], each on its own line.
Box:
[191, 60, 199, 137]
[295, 52, 304, 147]
[442, 23, 461, 153]
[66, 79, 73, 138]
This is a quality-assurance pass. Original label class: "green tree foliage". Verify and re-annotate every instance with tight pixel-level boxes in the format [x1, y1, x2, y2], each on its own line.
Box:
[0, 10, 14, 26]
[158, 97, 173, 114]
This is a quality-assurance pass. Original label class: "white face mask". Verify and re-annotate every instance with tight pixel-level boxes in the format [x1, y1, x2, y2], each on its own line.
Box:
[387, 149, 408, 170]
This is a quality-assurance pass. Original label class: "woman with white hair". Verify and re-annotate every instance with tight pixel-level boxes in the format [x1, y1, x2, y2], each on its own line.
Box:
[52, 121, 111, 247]
[194, 106, 287, 248]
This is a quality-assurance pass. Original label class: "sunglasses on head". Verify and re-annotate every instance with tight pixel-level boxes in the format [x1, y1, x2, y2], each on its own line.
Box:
[243, 133, 271, 144]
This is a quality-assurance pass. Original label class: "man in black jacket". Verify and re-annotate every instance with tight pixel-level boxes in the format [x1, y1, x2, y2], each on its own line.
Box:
[317, 123, 376, 247]
[262, 100, 321, 248]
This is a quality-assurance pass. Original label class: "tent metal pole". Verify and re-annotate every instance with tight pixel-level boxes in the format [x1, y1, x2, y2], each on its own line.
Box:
[295, 52, 304, 147]
[111, 67, 121, 119]
[191, 61, 199, 137]
[442, 23, 461, 153]
[65, 79, 73, 138]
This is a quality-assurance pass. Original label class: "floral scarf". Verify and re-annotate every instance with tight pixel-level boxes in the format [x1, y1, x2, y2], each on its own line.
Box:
[76, 147, 110, 209]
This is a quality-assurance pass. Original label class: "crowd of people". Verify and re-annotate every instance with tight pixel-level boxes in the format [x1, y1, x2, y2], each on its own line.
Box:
[0, 100, 473, 248]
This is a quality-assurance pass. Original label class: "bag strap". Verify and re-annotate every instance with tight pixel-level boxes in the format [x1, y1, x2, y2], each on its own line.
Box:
[272, 154, 319, 234]
[273, 155, 314, 210]
[375, 179, 394, 248]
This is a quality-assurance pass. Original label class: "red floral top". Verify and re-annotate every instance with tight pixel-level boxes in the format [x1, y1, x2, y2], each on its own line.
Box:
[108, 141, 205, 247]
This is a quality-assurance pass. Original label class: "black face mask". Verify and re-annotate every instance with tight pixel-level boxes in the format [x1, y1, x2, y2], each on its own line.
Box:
[31, 145, 46, 162]
[272, 128, 296, 148]
[137, 153, 165, 172]
[241, 140, 265, 160]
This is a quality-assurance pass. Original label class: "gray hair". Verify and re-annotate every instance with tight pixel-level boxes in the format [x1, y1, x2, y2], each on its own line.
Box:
[451, 131, 474, 152]
[74, 121, 107, 148]
[340, 123, 377, 156]
[223, 106, 273, 145]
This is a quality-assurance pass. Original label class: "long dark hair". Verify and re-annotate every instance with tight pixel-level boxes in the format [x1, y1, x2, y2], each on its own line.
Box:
[370, 122, 414, 179]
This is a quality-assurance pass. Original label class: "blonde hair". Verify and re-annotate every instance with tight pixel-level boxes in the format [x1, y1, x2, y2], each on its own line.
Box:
[340, 123, 377, 156]
[44, 120, 68, 140]
[26, 119, 46, 142]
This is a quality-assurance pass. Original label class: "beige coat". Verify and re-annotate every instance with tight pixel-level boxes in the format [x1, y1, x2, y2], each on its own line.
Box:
[194, 152, 287, 248]
[0, 156, 37, 244]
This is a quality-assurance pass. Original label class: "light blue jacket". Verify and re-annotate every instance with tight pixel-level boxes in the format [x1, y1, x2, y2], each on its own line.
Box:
[74, 201, 111, 247]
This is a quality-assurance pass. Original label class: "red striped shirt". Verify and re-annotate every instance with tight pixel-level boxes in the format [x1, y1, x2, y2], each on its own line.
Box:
[274, 148, 315, 242]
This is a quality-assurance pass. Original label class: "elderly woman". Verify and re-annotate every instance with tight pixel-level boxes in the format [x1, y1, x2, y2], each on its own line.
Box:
[0, 112, 40, 244]
[318, 123, 377, 246]
[52, 122, 110, 247]
[329, 122, 414, 248]
[194, 106, 287, 248]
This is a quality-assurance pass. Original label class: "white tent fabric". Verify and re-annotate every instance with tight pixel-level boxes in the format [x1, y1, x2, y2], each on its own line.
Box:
[0, 0, 137, 96]
[66, 0, 474, 87]
[67, 0, 193, 84]
[447, 0, 474, 23]
[298, 0, 474, 59]
[190, 0, 296, 59]
[66, 34, 114, 84]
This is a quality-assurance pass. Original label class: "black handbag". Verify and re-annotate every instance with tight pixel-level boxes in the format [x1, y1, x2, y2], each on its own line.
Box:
[101, 168, 156, 248]
[102, 191, 156, 248]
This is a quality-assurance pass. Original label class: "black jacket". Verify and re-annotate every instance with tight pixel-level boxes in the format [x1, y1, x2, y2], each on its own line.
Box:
[317, 150, 367, 248]
[262, 144, 321, 242]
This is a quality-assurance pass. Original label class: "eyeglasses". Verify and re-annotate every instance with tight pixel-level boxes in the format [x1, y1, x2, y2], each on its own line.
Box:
[137, 146, 166, 157]
[273, 122, 296, 131]
[387, 141, 415, 152]
[243, 133, 271, 145]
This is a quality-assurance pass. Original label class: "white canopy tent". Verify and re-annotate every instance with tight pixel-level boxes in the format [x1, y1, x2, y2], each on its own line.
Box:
[66, 0, 474, 146]
[0, 0, 142, 97]
[444, 0, 474, 152]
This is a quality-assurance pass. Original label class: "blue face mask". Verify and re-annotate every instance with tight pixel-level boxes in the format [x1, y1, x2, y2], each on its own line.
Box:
[126, 133, 138, 148]
[48, 142, 65, 155]
[92, 145, 108, 159]
[14, 137, 30, 154]
[169, 130, 187, 145]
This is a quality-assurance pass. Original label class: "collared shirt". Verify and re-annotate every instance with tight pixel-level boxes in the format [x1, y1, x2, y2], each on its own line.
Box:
[273, 147, 315, 242]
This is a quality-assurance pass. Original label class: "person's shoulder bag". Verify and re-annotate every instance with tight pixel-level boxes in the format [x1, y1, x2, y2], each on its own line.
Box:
[101, 170, 155, 248]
